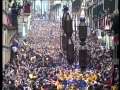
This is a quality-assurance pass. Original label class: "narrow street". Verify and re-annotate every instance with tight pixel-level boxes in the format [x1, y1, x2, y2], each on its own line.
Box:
[2, 0, 119, 90]
[3, 17, 115, 90]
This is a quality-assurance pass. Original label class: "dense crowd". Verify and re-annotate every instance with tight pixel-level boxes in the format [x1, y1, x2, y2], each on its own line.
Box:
[28, 19, 61, 58]
[3, 17, 119, 90]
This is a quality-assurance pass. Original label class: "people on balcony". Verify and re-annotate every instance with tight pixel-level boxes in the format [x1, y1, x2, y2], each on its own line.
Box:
[23, 1, 30, 14]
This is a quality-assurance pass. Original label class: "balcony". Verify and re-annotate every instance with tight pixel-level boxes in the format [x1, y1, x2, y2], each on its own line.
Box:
[3, 10, 18, 30]
[104, 0, 115, 13]
[23, 3, 31, 16]
[72, 0, 82, 12]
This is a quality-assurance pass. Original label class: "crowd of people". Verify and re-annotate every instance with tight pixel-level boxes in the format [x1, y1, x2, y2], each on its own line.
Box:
[3, 16, 119, 90]
[28, 19, 61, 59]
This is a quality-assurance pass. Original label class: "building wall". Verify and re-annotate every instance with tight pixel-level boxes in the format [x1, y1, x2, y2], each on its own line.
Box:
[2, 0, 18, 69]
[2, 26, 13, 69]
[3, 0, 9, 11]
[87, 0, 116, 30]
[85, 0, 117, 50]
[2, 27, 17, 68]
[2, 0, 32, 69]
[2, 47, 11, 69]
[2, 0, 9, 69]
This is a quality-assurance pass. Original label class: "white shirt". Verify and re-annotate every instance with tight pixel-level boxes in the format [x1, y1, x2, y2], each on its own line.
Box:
[12, 46, 18, 53]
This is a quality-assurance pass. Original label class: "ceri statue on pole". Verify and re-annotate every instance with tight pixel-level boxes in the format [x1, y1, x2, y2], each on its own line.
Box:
[62, 6, 75, 65]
